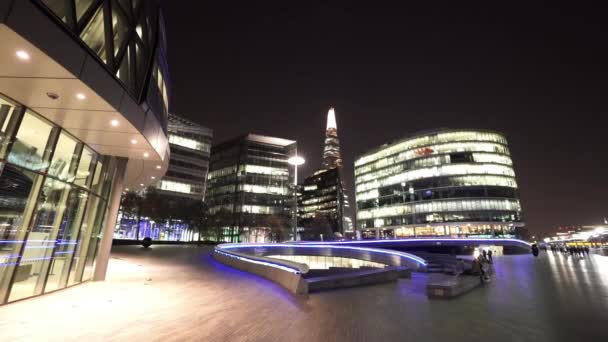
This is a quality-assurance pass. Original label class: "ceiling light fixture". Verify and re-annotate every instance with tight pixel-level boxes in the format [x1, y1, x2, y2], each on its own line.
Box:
[16, 50, 30, 61]
[151, 176, 156, 180]
[76, 93, 86, 100]
[130, 139, 137, 144]
[143, 152, 149, 158]
[156, 165, 162, 169]
[110, 119, 119, 127]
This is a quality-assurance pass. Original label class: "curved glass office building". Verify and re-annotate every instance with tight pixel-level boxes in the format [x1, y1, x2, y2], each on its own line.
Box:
[354, 129, 523, 239]
[0, 1, 170, 304]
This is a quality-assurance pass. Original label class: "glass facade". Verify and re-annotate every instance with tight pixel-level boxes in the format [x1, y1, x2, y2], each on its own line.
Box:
[114, 114, 212, 242]
[354, 129, 524, 238]
[299, 167, 352, 237]
[0, 94, 115, 304]
[37, 0, 170, 130]
[206, 135, 296, 243]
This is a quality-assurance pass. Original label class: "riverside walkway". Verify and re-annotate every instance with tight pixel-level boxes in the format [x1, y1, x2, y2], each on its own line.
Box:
[0, 245, 606, 342]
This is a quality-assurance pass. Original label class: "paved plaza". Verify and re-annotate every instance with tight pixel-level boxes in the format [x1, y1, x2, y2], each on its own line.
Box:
[1, 245, 607, 342]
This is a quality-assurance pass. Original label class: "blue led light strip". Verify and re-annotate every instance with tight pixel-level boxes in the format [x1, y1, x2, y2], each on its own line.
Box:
[214, 249, 301, 274]
[218, 243, 428, 267]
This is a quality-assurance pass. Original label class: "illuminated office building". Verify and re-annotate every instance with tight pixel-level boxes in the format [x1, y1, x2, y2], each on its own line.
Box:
[354, 129, 524, 239]
[0, 0, 170, 304]
[115, 114, 212, 241]
[206, 134, 297, 242]
[299, 108, 353, 237]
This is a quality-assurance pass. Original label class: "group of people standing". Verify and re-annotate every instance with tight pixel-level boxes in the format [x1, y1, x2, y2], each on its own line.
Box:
[549, 244, 590, 257]
[475, 249, 493, 283]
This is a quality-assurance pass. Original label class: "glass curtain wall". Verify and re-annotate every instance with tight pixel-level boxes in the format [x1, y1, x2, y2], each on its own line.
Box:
[0, 94, 115, 305]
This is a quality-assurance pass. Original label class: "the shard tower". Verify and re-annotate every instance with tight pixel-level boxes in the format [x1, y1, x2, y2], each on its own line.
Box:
[299, 108, 353, 238]
[322, 108, 343, 169]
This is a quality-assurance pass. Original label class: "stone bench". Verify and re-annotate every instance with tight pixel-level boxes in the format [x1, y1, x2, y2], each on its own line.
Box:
[426, 275, 481, 299]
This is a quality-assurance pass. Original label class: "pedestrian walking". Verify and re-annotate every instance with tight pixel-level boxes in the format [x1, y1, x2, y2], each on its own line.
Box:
[487, 250, 493, 264]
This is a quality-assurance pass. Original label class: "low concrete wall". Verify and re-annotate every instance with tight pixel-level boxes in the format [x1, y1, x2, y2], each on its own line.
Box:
[213, 243, 424, 294]
[221, 244, 426, 271]
[307, 267, 404, 292]
[212, 249, 309, 294]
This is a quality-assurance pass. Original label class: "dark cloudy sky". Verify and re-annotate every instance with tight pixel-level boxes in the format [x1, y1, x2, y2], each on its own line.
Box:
[162, 1, 608, 236]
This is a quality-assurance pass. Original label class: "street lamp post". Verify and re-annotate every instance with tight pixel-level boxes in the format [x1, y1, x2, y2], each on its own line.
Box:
[287, 155, 305, 241]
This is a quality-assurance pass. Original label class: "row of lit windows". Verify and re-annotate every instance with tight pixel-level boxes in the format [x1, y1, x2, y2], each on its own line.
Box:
[355, 141, 511, 176]
[355, 131, 507, 167]
[355, 151, 513, 181]
[240, 164, 289, 176]
[159, 179, 203, 195]
[301, 194, 336, 205]
[356, 175, 518, 201]
[168, 134, 211, 153]
[361, 224, 517, 237]
[359, 211, 521, 229]
[357, 198, 521, 220]
[356, 163, 515, 193]
[302, 201, 338, 212]
[208, 165, 237, 180]
[237, 205, 284, 215]
[241, 184, 288, 195]
[357, 186, 518, 210]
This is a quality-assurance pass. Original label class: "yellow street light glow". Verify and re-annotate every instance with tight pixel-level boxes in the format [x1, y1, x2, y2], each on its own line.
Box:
[16, 50, 30, 61]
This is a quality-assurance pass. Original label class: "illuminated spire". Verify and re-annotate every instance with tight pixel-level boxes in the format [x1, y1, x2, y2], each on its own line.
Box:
[322, 107, 342, 169]
[327, 107, 337, 130]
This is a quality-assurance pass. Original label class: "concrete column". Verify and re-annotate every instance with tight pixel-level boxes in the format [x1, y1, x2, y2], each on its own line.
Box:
[94, 157, 128, 281]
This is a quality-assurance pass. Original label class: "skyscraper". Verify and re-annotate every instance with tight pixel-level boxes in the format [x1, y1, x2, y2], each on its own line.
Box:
[206, 134, 297, 243]
[322, 108, 343, 169]
[299, 108, 353, 238]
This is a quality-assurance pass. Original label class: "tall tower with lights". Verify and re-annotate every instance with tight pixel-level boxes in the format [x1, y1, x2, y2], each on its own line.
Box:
[299, 108, 353, 238]
[322, 108, 343, 169]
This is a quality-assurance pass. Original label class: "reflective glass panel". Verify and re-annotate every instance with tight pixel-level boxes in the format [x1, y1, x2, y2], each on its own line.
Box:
[0, 97, 18, 159]
[8, 177, 71, 302]
[116, 45, 133, 91]
[7, 111, 53, 172]
[112, 1, 129, 57]
[75, 0, 96, 21]
[80, 7, 107, 63]
[48, 131, 78, 182]
[42, 0, 70, 23]
[45, 188, 88, 292]
[68, 195, 102, 285]
[0, 165, 44, 302]
[75, 147, 94, 187]
[81, 197, 108, 281]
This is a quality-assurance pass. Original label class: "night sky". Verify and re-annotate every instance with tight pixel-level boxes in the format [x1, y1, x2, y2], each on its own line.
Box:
[162, 2, 608, 236]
